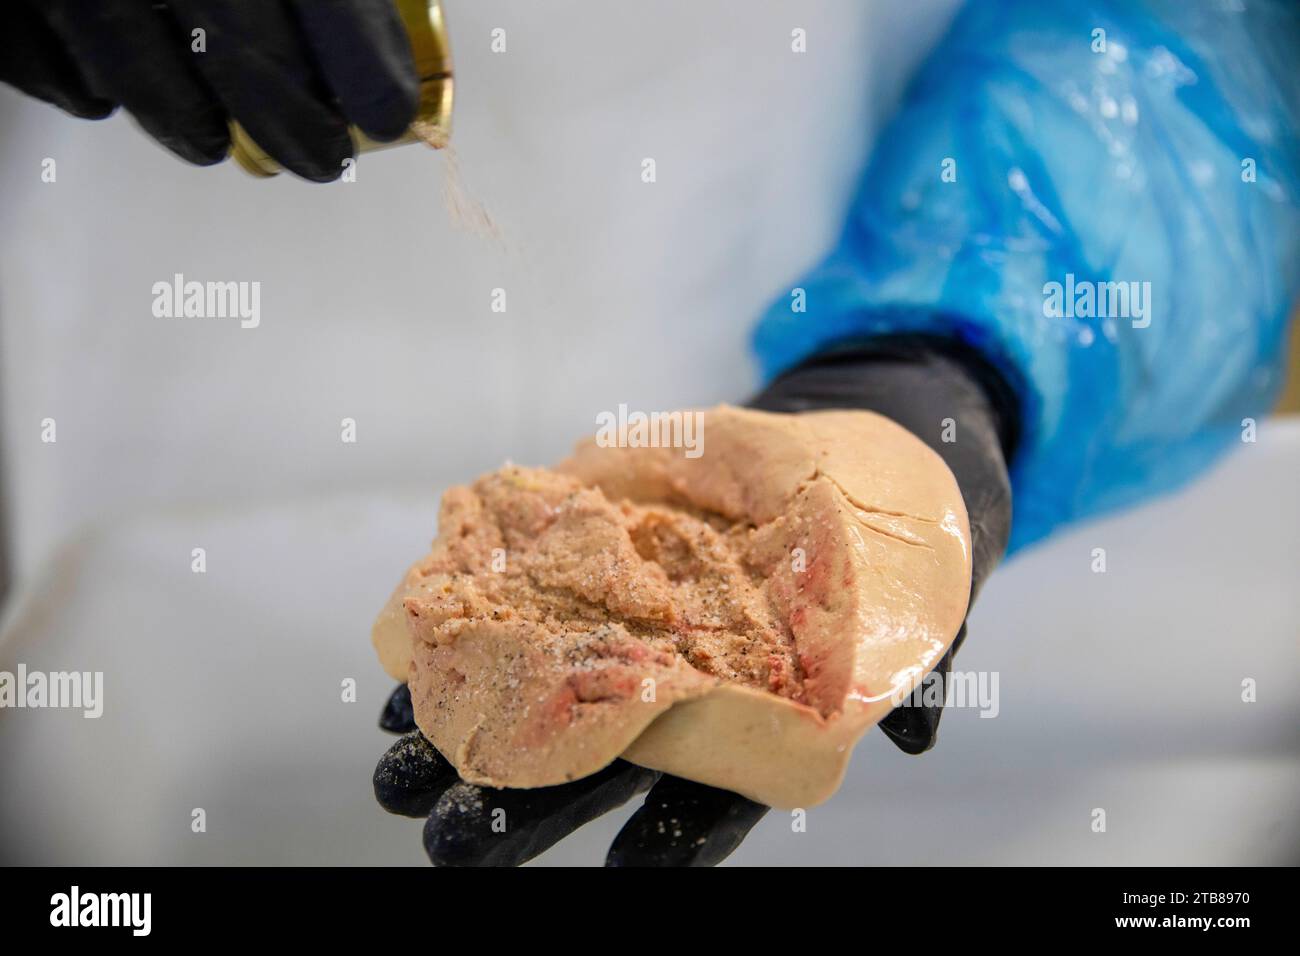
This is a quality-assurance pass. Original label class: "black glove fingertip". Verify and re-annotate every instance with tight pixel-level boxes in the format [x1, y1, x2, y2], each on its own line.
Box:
[0, 3, 117, 119]
[373, 731, 457, 817]
[379, 684, 416, 733]
[877, 702, 942, 755]
[145, 125, 228, 166]
[877, 630, 962, 755]
[424, 762, 660, 867]
[606, 776, 768, 867]
[288, 0, 419, 142]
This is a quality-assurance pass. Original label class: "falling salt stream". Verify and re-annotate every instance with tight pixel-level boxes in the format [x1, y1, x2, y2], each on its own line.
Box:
[436, 144, 501, 243]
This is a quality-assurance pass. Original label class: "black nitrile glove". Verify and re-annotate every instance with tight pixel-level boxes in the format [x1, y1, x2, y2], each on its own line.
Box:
[0, 0, 419, 181]
[374, 686, 768, 867]
[373, 334, 1018, 866]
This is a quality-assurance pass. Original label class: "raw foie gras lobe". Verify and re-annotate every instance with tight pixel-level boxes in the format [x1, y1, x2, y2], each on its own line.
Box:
[394, 468, 723, 789]
[371, 406, 972, 808]
[559, 405, 972, 808]
[407, 624, 717, 788]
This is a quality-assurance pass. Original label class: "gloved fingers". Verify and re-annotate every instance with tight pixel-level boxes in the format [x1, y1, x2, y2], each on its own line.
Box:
[877, 624, 963, 754]
[423, 761, 661, 867]
[378, 683, 416, 733]
[378, 687, 668, 865]
[168, 0, 352, 182]
[35, 0, 227, 164]
[287, 0, 419, 142]
[373, 731, 459, 818]
[605, 774, 768, 867]
[1, 2, 116, 119]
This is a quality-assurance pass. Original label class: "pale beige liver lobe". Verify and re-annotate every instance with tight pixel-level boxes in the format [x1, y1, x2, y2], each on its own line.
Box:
[372, 405, 971, 807]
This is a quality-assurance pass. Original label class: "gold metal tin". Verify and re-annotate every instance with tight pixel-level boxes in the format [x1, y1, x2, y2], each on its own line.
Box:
[230, 0, 453, 177]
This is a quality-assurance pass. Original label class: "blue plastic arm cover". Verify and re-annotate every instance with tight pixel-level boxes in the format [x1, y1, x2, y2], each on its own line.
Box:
[753, 0, 1300, 552]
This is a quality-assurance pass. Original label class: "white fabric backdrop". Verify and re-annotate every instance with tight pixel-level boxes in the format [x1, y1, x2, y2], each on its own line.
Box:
[0, 0, 960, 586]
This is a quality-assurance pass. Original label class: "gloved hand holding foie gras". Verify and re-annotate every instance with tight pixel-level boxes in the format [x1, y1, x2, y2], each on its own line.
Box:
[371, 338, 1015, 865]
